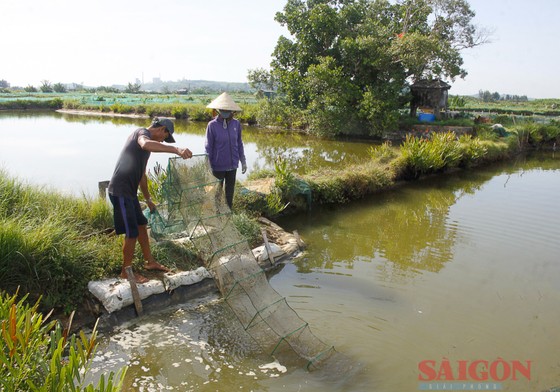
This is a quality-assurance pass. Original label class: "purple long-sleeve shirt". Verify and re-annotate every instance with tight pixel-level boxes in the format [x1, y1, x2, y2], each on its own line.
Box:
[205, 117, 246, 171]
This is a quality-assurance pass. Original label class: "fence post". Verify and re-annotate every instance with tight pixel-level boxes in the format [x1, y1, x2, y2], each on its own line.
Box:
[293, 230, 305, 250]
[261, 228, 275, 265]
[98, 180, 110, 199]
[125, 266, 143, 316]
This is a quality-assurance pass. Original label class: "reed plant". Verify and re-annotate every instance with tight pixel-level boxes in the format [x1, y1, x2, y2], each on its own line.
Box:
[400, 132, 462, 178]
[0, 290, 126, 391]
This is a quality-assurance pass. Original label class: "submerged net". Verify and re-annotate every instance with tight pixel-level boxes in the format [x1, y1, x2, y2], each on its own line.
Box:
[149, 155, 354, 372]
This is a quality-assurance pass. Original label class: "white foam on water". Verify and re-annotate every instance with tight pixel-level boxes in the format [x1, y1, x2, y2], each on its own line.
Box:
[258, 360, 287, 373]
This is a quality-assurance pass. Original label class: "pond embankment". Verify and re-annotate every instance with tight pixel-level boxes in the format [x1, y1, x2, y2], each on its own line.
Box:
[70, 218, 305, 333]
[56, 108, 150, 119]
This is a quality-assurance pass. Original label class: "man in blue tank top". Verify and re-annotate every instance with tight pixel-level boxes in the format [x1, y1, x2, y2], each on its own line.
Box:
[108, 117, 192, 283]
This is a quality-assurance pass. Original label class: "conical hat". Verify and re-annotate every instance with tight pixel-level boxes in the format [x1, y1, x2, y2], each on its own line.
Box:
[206, 92, 242, 111]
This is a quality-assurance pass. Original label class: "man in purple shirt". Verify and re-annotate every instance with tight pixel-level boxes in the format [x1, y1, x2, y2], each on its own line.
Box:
[205, 92, 247, 209]
[109, 117, 193, 283]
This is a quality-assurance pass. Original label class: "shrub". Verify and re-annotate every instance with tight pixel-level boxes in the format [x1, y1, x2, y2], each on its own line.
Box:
[236, 104, 258, 125]
[254, 99, 307, 129]
[171, 104, 189, 119]
[493, 114, 516, 126]
[109, 103, 134, 114]
[188, 105, 212, 122]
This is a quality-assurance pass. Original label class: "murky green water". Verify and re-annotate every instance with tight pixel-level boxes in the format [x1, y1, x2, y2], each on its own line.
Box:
[84, 155, 560, 392]
[3, 112, 559, 391]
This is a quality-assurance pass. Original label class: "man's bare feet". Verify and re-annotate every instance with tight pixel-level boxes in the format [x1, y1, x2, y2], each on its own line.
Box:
[144, 261, 170, 273]
[120, 271, 149, 284]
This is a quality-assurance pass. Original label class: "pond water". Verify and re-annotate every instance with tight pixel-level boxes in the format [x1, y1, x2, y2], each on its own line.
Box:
[82, 155, 560, 392]
[3, 112, 559, 391]
[0, 111, 371, 197]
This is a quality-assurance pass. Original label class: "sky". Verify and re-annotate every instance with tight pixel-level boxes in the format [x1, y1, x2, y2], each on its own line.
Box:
[1, 0, 559, 99]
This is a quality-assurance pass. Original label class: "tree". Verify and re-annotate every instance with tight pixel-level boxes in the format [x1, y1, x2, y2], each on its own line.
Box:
[40, 80, 53, 93]
[24, 85, 37, 92]
[267, 0, 488, 136]
[125, 82, 142, 94]
[247, 68, 277, 91]
[0, 79, 9, 88]
[53, 82, 67, 93]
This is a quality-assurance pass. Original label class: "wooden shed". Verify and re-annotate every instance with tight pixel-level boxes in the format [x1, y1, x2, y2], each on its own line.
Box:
[410, 79, 451, 119]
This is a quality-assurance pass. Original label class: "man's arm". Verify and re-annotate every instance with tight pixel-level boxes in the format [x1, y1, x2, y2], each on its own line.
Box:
[138, 135, 192, 158]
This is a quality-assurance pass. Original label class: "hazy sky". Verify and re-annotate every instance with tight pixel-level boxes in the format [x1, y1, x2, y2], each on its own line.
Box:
[2, 0, 559, 98]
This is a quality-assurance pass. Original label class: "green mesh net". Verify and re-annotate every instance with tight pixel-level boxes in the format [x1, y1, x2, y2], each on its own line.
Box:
[148, 155, 355, 373]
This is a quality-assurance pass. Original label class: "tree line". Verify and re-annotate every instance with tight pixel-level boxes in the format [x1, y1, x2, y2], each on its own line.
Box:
[478, 90, 529, 103]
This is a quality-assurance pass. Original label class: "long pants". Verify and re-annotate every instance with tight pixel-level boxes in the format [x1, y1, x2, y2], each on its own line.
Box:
[212, 169, 237, 209]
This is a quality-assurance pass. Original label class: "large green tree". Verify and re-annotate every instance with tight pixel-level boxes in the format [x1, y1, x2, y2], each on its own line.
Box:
[265, 0, 487, 136]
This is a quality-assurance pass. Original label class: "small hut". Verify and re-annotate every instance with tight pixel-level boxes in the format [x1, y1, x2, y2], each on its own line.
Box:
[410, 79, 451, 120]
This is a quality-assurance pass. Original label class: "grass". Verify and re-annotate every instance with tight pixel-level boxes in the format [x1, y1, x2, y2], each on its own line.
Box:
[448, 95, 560, 116]
[0, 171, 201, 312]
[235, 132, 515, 214]
[0, 173, 115, 310]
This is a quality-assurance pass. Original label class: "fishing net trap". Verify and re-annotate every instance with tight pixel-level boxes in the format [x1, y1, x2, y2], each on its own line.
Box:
[148, 155, 355, 373]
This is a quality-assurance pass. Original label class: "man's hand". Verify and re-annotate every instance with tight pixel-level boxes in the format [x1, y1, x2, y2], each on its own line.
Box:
[146, 199, 157, 213]
[177, 147, 193, 159]
[242, 163, 247, 174]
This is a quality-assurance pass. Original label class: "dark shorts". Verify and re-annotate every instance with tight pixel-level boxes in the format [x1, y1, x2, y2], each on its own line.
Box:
[108, 194, 147, 238]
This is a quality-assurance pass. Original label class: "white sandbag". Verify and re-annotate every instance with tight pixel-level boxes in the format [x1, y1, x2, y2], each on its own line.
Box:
[163, 267, 212, 291]
[252, 242, 285, 263]
[88, 278, 165, 313]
